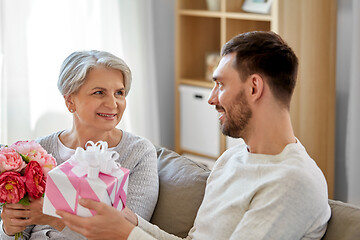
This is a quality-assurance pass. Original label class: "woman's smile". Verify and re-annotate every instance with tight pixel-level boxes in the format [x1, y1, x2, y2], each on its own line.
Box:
[97, 112, 117, 119]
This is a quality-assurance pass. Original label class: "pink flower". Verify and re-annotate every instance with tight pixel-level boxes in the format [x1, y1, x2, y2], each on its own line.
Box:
[10, 140, 47, 159]
[0, 171, 26, 203]
[37, 153, 57, 177]
[24, 161, 46, 199]
[10, 140, 56, 177]
[0, 147, 27, 172]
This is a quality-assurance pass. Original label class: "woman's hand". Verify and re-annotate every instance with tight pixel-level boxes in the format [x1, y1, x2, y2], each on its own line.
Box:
[57, 198, 136, 240]
[1, 203, 31, 236]
[27, 197, 65, 231]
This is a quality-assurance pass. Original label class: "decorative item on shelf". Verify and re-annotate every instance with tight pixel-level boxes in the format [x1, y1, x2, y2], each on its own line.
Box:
[205, 52, 221, 81]
[206, 0, 220, 11]
[242, 0, 273, 14]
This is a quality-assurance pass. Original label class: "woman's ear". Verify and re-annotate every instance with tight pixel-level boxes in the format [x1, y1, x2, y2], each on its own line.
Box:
[249, 74, 264, 102]
[64, 95, 75, 113]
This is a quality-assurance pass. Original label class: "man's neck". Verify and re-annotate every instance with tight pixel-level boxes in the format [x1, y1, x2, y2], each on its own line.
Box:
[245, 109, 296, 155]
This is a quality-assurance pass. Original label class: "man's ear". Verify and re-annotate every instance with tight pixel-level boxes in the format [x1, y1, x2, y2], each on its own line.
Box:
[248, 74, 264, 102]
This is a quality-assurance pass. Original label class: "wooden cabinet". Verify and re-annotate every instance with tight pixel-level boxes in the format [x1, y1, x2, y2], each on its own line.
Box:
[174, 0, 336, 197]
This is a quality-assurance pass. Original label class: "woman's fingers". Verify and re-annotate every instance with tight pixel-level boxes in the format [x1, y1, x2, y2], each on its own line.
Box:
[2, 207, 31, 219]
[3, 203, 30, 210]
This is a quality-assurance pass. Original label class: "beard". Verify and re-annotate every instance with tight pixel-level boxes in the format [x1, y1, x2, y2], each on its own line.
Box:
[218, 90, 252, 139]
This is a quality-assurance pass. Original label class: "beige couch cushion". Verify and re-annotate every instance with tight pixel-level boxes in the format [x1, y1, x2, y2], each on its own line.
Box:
[322, 199, 360, 240]
[150, 146, 210, 237]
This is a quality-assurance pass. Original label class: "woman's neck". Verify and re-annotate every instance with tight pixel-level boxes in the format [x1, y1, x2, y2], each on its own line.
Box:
[59, 127, 122, 149]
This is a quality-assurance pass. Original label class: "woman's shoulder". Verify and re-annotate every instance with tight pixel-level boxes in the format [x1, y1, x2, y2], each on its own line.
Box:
[36, 131, 63, 152]
[115, 130, 156, 161]
[120, 130, 154, 149]
[36, 131, 62, 143]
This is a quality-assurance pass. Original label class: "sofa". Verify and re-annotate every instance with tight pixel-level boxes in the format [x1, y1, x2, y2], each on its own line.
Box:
[151, 146, 360, 240]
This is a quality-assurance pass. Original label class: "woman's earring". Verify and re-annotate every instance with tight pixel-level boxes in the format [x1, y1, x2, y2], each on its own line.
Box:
[69, 109, 74, 113]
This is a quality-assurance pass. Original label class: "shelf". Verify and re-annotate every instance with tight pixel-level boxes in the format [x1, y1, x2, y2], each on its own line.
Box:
[179, 79, 214, 89]
[179, 10, 222, 18]
[225, 12, 271, 21]
[226, 19, 271, 41]
[176, 0, 336, 198]
[179, 10, 271, 22]
[178, 0, 208, 11]
[178, 16, 221, 80]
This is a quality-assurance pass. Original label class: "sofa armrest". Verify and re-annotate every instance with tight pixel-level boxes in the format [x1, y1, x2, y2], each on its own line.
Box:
[150, 146, 210, 237]
[322, 199, 360, 240]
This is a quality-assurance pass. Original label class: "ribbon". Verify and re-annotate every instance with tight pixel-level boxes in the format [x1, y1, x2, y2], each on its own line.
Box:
[70, 141, 120, 179]
[46, 161, 129, 216]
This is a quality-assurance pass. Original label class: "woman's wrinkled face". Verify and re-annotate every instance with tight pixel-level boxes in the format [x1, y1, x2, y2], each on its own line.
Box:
[67, 66, 126, 132]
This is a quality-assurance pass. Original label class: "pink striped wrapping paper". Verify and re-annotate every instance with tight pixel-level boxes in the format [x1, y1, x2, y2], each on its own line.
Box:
[42, 160, 129, 218]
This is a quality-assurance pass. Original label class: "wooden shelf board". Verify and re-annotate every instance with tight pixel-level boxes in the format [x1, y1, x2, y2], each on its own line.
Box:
[225, 12, 272, 21]
[179, 78, 214, 88]
[179, 10, 272, 22]
[179, 10, 222, 18]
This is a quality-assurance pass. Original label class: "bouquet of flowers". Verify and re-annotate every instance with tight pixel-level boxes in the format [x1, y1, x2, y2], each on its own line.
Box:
[0, 140, 57, 239]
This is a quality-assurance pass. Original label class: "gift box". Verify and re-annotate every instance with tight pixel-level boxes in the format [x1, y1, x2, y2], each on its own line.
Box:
[43, 141, 129, 218]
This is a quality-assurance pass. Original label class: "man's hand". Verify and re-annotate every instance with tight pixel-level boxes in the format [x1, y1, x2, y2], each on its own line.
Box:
[1, 203, 30, 236]
[57, 198, 135, 240]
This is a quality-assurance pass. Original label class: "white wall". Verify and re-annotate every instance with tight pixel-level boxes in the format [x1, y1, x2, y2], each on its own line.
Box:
[153, 0, 176, 149]
[334, 0, 352, 202]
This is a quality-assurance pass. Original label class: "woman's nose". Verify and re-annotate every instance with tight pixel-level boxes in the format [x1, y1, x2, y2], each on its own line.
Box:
[104, 95, 117, 108]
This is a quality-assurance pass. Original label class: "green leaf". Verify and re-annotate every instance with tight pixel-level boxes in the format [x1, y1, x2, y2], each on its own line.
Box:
[19, 153, 30, 163]
[18, 195, 30, 206]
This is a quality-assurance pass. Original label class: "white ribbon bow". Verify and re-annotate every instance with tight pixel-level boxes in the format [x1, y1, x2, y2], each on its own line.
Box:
[70, 141, 120, 179]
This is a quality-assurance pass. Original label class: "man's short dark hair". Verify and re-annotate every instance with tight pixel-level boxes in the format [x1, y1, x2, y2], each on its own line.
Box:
[222, 31, 298, 108]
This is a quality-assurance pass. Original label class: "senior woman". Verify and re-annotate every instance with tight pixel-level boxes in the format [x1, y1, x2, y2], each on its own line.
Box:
[0, 50, 159, 239]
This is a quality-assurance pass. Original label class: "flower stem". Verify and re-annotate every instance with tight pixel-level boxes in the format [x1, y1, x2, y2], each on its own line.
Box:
[15, 232, 23, 240]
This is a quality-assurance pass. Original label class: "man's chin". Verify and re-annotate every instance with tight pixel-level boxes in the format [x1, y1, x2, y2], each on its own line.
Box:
[221, 125, 242, 139]
[220, 125, 231, 137]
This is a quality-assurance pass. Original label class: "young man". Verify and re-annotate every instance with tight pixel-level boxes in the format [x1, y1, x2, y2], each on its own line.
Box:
[57, 31, 331, 240]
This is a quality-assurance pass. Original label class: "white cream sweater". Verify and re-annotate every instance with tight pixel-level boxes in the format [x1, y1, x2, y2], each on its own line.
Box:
[129, 140, 331, 240]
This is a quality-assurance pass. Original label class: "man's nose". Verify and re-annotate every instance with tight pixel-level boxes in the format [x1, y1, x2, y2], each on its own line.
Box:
[208, 86, 219, 105]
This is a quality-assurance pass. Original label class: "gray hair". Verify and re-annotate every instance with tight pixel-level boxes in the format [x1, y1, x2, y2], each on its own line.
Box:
[58, 50, 132, 96]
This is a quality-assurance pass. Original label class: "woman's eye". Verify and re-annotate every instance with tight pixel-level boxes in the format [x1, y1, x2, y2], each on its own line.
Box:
[93, 91, 103, 95]
[116, 90, 125, 96]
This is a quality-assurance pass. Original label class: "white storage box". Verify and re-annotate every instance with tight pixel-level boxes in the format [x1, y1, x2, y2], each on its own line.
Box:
[179, 85, 220, 157]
